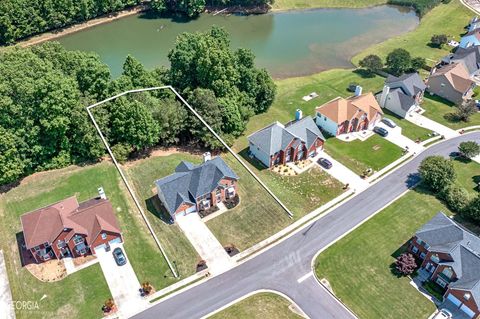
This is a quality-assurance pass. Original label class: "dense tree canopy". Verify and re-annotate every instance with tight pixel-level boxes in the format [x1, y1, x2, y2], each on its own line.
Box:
[418, 156, 456, 193]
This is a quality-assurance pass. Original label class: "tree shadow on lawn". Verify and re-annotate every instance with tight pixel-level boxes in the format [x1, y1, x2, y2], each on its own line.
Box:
[238, 148, 268, 172]
[146, 195, 174, 224]
[352, 68, 376, 79]
[473, 175, 480, 191]
[405, 173, 421, 188]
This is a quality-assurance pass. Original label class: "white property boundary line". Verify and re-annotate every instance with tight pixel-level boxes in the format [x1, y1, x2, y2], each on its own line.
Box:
[86, 86, 294, 277]
[200, 289, 309, 319]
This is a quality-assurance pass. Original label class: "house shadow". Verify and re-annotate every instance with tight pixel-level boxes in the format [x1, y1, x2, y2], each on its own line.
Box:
[238, 148, 267, 171]
[16, 232, 36, 267]
[146, 195, 174, 224]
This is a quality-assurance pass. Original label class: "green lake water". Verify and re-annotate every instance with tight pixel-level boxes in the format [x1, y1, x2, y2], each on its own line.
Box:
[57, 5, 419, 78]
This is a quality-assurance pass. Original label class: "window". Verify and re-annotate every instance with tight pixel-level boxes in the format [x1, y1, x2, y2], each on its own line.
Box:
[442, 267, 453, 279]
[101, 233, 107, 240]
[73, 236, 83, 245]
[436, 277, 447, 288]
[33, 246, 40, 252]
[412, 246, 419, 254]
[431, 254, 440, 263]
[57, 240, 65, 248]
[420, 252, 426, 259]
[416, 238, 423, 245]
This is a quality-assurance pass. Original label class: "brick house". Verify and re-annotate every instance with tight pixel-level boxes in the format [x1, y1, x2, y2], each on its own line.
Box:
[408, 213, 480, 318]
[155, 154, 239, 220]
[315, 91, 383, 136]
[20, 188, 122, 264]
[247, 111, 325, 168]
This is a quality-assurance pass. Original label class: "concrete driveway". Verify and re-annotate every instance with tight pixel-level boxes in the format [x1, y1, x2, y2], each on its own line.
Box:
[176, 213, 234, 275]
[406, 112, 459, 139]
[376, 122, 425, 154]
[315, 151, 369, 192]
[96, 243, 147, 318]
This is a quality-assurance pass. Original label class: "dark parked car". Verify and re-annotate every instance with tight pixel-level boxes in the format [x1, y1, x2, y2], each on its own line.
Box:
[373, 126, 389, 137]
[318, 158, 333, 169]
[113, 247, 127, 266]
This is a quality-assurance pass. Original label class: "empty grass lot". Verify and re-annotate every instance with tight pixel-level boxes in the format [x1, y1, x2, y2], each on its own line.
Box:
[314, 159, 480, 319]
[209, 292, 303, 319]
[0, 162, 176, 319]
[422, 94, 480, 130]
[324, 135, 404, 175]
[271, 0, 386, 10]
[353, 0, 472, 66]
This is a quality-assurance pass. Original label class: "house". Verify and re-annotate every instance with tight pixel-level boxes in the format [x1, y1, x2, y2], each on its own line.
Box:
[469, 16, 480, 32]
[378, 73, 426, 118]
[20, 188, 122, 264]
[460, 28, 480, 49]
[155, 154, 239, 220]
[441, 46, 480, 78]
[408, 213, 480, 318]
[315, 91, 383, 136]
[426, 63, 475, 105]
[247, 111, 325, 168]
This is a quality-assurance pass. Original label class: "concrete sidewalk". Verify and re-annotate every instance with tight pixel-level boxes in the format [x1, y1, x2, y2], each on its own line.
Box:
[316, 151, 369, 192]
[376, 122, 425, 154]
[0, 250, 15, 319]
[406, 112, 460, 139]
[177, 213, 234, 275]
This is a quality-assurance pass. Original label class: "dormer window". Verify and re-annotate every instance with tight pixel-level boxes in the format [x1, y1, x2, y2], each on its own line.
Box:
[431, 254, 440, 263]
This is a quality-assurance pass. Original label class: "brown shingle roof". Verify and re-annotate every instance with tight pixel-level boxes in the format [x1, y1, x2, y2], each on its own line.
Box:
[429, 63, 474, 94]
[315, 92, 383, 124]
[20, 196, 121, 249]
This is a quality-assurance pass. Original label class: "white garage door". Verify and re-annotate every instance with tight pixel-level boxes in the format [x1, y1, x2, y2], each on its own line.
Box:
[94, 243, 107, 252]
[447, 294, 462, 307]
[177, 205, 197, 217]
[109, 237, 122, 245]
[460, 304, 476, 318]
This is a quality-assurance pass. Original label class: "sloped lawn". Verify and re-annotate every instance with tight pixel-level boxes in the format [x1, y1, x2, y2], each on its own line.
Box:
[422, 94, 480, 130]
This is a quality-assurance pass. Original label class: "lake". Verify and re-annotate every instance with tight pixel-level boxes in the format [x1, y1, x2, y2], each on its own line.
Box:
[57, 5, 419, 78]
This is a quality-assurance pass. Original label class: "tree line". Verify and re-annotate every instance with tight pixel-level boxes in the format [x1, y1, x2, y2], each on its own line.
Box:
[0, 26, 275, 185]
[387, 0, 451, 17]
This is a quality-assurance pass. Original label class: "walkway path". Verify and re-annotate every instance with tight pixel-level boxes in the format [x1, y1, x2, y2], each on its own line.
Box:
[0, 250, 15, 319]
[132, 132, 480, 319]
[176, 213, 234, 275]
[406, 112, 460, 139]
[96, 243, 147, 318]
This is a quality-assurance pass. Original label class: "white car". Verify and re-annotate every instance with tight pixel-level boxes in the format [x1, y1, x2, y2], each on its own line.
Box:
[432, 309, 452, 319]
[381, 118, 397, 128]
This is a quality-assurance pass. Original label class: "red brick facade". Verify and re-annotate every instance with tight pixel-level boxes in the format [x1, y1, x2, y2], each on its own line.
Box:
[269, 137, 324, 167]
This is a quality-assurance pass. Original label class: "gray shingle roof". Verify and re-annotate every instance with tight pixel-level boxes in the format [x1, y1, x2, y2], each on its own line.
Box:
[155, 157, 239, 215]
[385, 72, 426, 97]
[416, 212, 480, 305]
[248, 116, 325, 156]
[443, 46, 480, 76]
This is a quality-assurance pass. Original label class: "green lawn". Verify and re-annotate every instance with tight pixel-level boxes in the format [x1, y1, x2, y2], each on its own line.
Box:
[422, 94, 480, 130]
[209, 292, 303, 319]
[0, 162, 176, 319]
[353, 0, 472, 66]
[324, 135, 404, 175]
[382, 108, 433, 142]
[453, 159, 480, 195]
[271, 0, 386, 10]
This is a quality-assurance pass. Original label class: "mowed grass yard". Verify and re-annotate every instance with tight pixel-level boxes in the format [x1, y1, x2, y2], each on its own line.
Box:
[210, 292, 303, 319]
[382, 109, 433, 142]
[271, 0, 386, 10]
[324, 135, 404, 175]
[314, 160, 480, 319]
[422, 94, 480, 130]
[0, 162, 176, 319]
[353, 0, 472, 66]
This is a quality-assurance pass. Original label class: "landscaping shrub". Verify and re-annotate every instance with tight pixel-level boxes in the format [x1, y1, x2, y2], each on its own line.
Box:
[440, 184, 471, 213]
[422, 281, 445, 301]
[225, 194, 240, 209]
[395, 253, 417, 276]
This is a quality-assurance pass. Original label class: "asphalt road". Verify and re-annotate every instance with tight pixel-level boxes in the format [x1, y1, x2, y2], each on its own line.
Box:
[133, 132, 480, 319]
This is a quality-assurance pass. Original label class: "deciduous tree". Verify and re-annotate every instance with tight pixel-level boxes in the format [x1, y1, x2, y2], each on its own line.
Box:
[419, 156, 456, 193]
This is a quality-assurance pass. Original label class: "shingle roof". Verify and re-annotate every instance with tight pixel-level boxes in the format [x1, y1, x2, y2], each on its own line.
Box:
[248, 116, 325, 157]
[416, 212, 480, 305]
[385, 72, 426, 97]
[429, 63, 475, 94]
[443, 46, 480, 75]
[155, 157, 239, 214]
[20, 196, 121, 249]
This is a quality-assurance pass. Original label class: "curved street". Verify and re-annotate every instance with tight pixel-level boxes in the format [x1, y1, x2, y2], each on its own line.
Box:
[133, 132, 480, 319]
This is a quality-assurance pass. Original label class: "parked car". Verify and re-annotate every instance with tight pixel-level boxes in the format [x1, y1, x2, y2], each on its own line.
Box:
[381, 118, 397, 128]
[318, 158, 333, 169]
[373, 126, 389, 137]
[432, 309, 452, 319]
[112, 247, 127, 266]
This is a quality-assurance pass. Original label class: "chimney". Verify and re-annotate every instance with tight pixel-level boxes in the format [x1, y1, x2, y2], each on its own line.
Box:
[354, 86, 363, 97]
[295, 109, 303, 121]
[98, 187, 106, 200]
[203, 152, 211, 163]
[379, 85, 390, 108]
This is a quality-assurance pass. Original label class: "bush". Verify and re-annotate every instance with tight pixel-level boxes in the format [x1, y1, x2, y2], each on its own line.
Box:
[464, 195, 480, 223]
[430, 34, 448, 48]
[440, 184, 471, 213]
[419, 156, 456, 193]
[111, 143, 131, 164]
[422, 281, 445, 300]
[395, 253, 417, 275]
[224, 194, 240, 209]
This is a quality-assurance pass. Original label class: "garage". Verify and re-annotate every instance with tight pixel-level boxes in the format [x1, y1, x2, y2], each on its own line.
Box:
[460, 304, 476, 318]
[109, 237, 122, 245]
[447, 293, 462, 307]
[177, 205, 197, 217]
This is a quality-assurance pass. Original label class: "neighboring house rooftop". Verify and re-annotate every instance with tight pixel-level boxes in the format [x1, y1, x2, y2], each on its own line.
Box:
[316, 92, 383, 124]
[442, 46, 480, 75]
[21, 196, 121, 250]
[429, 63, 475, 95]
[416, 212, 480, 302]
[248, 116, 325, 157]
[385, 73, 426, 97]
[155, 157, 239, 214]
